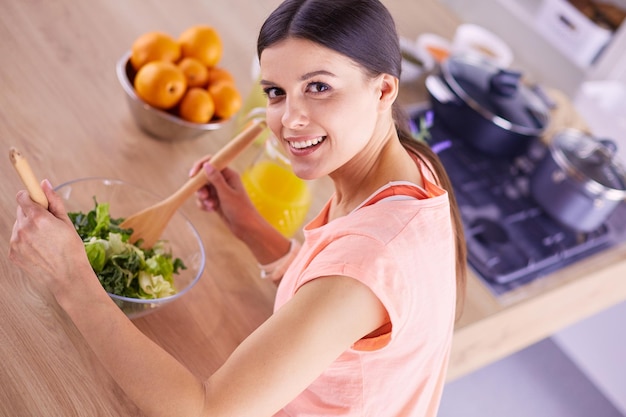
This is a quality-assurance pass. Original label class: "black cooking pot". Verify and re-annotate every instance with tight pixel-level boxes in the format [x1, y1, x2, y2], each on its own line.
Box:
[425, 54, 551, 157]
[530, 129, 626, 233]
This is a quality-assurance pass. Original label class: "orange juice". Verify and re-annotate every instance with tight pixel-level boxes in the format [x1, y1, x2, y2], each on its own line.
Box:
[241, 159, 311, 238]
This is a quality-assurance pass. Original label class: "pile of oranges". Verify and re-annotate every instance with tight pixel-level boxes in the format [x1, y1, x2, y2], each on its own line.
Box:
[129, 25, 242, 124]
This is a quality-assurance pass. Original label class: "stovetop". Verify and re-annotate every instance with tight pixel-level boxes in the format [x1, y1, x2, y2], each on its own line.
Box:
[409, 106, 626, 296]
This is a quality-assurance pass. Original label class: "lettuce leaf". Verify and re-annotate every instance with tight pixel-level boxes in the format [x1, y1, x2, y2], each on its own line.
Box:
[68, 199, 186, 299]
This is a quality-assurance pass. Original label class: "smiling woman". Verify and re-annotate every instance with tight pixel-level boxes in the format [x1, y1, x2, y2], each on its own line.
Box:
[8, 0, 464, 416]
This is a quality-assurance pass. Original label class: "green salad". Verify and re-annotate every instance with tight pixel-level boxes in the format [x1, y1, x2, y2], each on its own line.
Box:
[68, 200, 186, 299]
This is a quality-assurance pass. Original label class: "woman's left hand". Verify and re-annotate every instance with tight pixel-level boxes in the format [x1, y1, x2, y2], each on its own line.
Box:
[9, 180, 92, 295]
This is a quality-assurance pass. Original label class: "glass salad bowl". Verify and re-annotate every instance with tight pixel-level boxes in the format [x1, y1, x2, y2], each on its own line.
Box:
[55, 177, 206, 319]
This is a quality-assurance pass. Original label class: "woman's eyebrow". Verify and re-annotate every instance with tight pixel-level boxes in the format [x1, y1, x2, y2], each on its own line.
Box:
[300, 70, 336, 80]
[259, 70, 337, 87]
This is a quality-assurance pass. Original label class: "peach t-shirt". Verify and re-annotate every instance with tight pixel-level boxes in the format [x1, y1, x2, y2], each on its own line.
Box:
[273, 160, 457, 416]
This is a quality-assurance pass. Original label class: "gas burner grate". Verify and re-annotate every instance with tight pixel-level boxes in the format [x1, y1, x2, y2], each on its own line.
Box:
[409, 107, 623, 295]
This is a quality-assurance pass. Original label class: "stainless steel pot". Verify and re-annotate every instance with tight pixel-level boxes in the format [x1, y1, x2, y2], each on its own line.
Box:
[530, 129, 626, 233]
[426, 53, 551, 157]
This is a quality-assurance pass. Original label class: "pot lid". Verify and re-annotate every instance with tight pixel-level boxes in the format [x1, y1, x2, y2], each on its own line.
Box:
[551, 129, 626, 200]
[441, 54, 550, 135]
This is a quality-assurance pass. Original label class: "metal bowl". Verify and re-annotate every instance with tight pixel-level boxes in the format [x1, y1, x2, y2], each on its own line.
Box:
[55, 177, 206, 319]
[116, 51, 227, 141]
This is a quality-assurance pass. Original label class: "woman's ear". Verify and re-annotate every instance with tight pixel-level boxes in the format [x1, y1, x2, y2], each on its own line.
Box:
[377, 73, 399, 112]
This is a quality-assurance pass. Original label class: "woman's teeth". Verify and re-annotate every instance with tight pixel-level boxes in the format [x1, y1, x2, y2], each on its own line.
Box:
[289, 136, 326, 149]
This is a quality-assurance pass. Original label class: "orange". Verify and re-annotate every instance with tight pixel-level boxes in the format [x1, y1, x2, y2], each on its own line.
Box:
[177, 57, 210, 88]
[134, 61, 187, 109]
[178, 25, 222, 68]
[208, 82, 242, 120]
[130, 31, 181, 70]
[178, 88, 215, 123]
[207, 66, 235, 87]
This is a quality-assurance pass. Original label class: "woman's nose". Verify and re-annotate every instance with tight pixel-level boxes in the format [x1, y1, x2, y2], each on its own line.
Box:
[281, 97, 308, 129]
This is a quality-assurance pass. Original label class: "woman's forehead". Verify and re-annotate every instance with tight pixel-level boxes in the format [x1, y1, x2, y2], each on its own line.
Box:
[259, 38, 363, 79]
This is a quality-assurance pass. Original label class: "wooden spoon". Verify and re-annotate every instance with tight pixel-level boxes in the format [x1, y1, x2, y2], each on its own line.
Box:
[9, 147, 49, 209]
[120, 118, 267, 248]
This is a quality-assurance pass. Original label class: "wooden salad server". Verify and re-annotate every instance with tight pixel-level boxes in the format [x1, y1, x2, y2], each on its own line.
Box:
[9, 147, 49, 209]
[120, 118, 267, 248]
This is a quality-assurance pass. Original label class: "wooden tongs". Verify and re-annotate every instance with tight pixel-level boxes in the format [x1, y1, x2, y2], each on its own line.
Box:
[120, 118, 267, 247]
[9, 118, 267, 248]
[9, 147, 48, 209]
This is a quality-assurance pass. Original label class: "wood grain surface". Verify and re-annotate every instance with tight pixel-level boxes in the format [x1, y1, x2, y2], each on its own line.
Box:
[2, 1, 625, 416]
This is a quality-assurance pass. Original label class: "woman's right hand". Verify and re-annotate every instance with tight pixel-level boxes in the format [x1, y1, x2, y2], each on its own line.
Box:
[189, 156, 267, 240]
[188, 156, 293, 265]
[189, 156, 254, 239]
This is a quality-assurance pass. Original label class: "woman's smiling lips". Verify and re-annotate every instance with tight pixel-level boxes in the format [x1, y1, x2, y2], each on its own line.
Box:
[287, 135, 327, 150]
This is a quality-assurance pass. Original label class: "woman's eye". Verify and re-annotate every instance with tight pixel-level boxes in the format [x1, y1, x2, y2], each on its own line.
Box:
[307, 82, 330, 94]
[263, 87, 284, 99]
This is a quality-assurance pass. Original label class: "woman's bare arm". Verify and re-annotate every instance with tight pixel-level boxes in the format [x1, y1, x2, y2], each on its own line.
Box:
[10, 182, 388, 417]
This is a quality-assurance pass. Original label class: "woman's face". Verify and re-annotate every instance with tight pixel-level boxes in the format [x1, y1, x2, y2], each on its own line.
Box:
[259, 37, 393, 181]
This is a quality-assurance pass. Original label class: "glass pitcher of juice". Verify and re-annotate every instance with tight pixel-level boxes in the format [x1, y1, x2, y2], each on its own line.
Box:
[236, 75, 270, 144]
[241, 135, 312, 238]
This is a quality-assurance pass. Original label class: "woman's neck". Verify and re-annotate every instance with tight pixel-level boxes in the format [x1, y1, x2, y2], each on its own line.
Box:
[328, 124, 423, 221]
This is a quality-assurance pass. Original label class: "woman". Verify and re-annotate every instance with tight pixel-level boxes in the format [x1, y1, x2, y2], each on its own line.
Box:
[10, 0, 466, 415]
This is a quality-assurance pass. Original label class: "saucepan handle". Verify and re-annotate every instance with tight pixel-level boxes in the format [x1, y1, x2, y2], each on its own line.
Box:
[425, 74, 461, 105]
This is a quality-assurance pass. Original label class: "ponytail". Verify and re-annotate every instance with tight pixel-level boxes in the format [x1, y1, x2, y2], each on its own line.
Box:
[394, 104, 467, 318]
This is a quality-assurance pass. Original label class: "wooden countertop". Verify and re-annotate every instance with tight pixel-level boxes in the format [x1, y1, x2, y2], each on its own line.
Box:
[1, 1, 625, 415]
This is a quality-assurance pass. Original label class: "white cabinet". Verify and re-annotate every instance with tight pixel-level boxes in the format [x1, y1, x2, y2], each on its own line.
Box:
[440, 0, 626, 95]
[552, 301, 626, 416]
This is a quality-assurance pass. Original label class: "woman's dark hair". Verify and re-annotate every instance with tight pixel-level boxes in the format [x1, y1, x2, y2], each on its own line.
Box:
[258, 0, 467, 315]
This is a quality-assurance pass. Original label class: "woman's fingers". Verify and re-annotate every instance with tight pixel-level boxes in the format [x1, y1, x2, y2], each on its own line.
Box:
[41, 180, 73, 225]
[189, 154, 213, 178]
